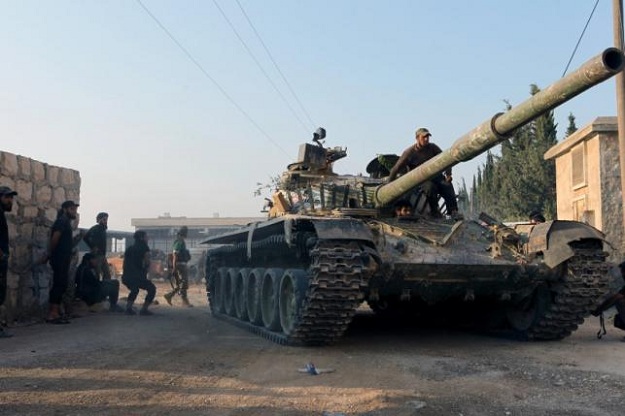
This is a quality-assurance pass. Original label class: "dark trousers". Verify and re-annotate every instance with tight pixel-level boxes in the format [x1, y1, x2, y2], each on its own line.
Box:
[50, 260, 70, 305]
[95, 255, 111, 280]
[0, 260, 7, 307]
[124, 278, 156, 304]
[80, 279, 120, 306]
[421, 175, 458, 214]
[616, 297, 625, 329]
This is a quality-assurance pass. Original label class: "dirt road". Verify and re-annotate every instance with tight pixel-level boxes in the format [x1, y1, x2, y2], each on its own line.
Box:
[1, 282, 624, 416]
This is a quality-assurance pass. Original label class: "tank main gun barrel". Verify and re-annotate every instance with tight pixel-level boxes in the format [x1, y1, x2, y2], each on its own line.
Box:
[373, 47, 625, 206]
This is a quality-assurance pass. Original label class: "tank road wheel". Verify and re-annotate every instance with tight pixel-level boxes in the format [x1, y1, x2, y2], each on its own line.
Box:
[223, 268, 237, 316]
[279, 269, 309, 335]
[233, 268, 249, 321]
[211, 268, 227, 314]
[247, 268, 265, 325]
[506, 285, 551, 333]
[261, 268, 283, 331]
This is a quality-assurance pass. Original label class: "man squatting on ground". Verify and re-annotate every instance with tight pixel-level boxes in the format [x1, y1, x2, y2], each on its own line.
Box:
[122, 230, 156, 316]
[75, 252, 124, 313]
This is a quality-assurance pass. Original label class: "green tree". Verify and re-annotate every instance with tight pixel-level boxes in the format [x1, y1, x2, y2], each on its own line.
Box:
[470, 174, 478, 217]
[477, 151, 500, 216]
[530, 84, 558, 219]
[566, 112, 577, 137]
[457, 178, 470, 214]
[472, 84, 557, 222]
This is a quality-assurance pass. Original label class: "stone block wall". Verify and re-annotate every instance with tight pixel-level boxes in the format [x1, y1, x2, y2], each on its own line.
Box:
[1, 149, 80, 325]
[600, 133, 624, 260]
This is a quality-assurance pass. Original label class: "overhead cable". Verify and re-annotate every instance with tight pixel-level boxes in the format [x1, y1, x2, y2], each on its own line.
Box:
[561, 0, 600, 77]
[235, 0, 317, 129]
[212, 0, 310, 134]
[135, 0, 289, 156]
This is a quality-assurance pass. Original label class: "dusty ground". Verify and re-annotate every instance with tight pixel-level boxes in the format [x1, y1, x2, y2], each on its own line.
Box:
[1, 282, 625, 416]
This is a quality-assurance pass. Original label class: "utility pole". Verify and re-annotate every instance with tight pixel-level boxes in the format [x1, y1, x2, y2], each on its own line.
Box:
[614, 0, 625, 253]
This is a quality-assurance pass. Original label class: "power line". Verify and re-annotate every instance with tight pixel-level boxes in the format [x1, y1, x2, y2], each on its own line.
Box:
[212, 0, 310, 134]
[561, 0, 600, 77]
[134, 0, 289, 157]
[235, 0, 317, 129]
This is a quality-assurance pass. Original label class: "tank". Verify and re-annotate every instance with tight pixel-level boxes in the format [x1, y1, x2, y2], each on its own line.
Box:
[203, 48, 624, 346]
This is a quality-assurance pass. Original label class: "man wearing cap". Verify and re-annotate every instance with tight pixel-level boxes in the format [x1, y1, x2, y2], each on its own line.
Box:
[62, 211, 83, 319]
[0, 186, 18, 337]
[388, 128, 459, 218]
[84, 212, 111, 281]
[42, 200, 81, 324]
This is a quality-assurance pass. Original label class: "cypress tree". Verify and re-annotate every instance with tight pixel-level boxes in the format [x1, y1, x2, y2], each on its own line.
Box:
[472, 85, 558, 222]
[566, 113, 577, 137]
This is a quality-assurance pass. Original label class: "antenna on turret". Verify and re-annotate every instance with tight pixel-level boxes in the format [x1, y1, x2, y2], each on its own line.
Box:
[312, 127, 326, 147]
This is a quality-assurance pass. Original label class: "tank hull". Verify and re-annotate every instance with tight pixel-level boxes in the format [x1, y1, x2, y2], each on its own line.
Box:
[205, 216, 610, 345]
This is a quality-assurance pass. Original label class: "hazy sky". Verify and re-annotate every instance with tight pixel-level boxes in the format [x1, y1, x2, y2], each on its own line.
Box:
[0, 1, 619, 231]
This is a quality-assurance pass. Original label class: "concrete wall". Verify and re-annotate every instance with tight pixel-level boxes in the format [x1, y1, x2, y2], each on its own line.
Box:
[545, 117, 623, 261]
[1, 150, 80, 325]
[600, 130, 624, 258]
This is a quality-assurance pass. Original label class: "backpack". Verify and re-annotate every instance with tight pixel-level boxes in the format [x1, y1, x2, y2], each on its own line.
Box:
[179, 248, 191, 263]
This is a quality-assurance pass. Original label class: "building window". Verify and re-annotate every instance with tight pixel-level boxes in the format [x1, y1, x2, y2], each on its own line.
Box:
[571, 143, 586, 189]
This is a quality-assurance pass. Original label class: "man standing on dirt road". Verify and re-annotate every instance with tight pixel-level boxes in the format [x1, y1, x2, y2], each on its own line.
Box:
[164, 226, 193, 307]
[42, 200, 82, 324]
[84, 212, 111, 281]
[62, 211, 84, 319]
[0, 186, 18, 338]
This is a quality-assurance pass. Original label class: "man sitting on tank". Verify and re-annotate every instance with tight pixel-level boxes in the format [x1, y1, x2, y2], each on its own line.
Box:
[388, 127, 458, 218]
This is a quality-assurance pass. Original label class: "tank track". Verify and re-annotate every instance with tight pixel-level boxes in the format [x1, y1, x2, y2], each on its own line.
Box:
[522, 241, 610, 340]
[206, 238, 372, 346]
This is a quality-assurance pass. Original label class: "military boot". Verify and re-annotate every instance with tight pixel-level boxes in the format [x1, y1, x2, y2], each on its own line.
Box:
[163, 292, 174, 306]
[181, 296, 194, 308]
[125, 301, 136, 315]
[139, 301, 154, 316]
[109, 303, 125, 313]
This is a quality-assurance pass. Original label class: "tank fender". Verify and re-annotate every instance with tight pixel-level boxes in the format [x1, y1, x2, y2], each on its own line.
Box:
[527, 220, 605, 268]
[308, 218, 374, 243]
[246, 222, 259, 260]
